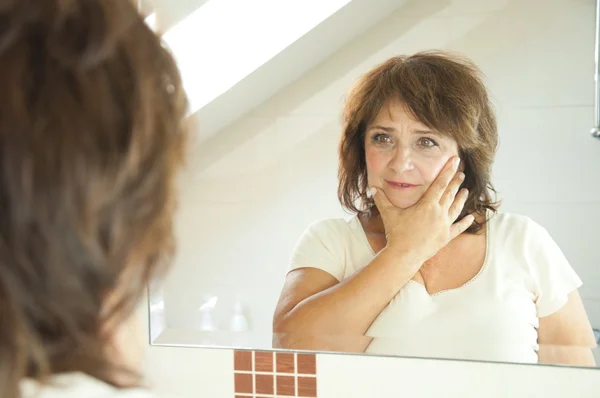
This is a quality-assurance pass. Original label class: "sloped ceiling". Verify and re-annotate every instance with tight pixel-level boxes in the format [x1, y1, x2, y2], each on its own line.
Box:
[152, 0, 408, 142]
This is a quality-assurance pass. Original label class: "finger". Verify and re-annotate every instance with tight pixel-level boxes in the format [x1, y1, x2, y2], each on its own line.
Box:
[449, 214, 475, 240]
[448, 188, 469, 221]
[369, 186, 395, 214]
[423, 156, 461, 203]
[440, 171, 465, 208]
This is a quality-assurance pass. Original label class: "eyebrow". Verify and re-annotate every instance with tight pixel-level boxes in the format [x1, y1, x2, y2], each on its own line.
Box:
[369, 125, 396, 133]
[414, 129, 440, 136]
[369, 125, 440, 136]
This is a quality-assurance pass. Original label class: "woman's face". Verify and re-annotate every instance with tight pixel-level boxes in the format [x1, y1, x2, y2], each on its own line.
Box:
[365, 101, 460, 209]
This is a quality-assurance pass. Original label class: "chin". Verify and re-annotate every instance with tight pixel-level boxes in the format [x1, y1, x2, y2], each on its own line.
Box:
[392, 202, 416, 209]
[389, 198, 418, 209]
[385, 190, 422, 209]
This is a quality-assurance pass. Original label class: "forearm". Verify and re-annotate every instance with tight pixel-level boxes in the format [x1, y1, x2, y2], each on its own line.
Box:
[273, 332, 373, 353]
[536, 290, 598, 367]
[538, 344, 597, 367]
[274, 248, 421, 350]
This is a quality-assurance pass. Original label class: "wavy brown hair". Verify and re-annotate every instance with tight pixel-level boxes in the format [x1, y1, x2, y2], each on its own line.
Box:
[0, 0, 188, 396]
[338, 51, 499, 233]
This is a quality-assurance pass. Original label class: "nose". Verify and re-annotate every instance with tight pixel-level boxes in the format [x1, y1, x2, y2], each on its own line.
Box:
[388, 146, 414, 174]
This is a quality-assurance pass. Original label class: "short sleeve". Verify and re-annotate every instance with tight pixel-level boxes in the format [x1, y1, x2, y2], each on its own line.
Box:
[525, 220, 583, 318]
[288, 219, 346, 281]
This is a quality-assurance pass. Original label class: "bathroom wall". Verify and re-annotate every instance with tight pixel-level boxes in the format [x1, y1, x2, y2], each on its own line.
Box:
[162, 0, 600, 346]
[141, 0, 600, 396]
[142, 343, 600, 397]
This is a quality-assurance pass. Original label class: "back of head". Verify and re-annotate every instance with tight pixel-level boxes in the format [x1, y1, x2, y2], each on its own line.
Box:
[338, 50, 499, 232]
[0, 0, 188, 396]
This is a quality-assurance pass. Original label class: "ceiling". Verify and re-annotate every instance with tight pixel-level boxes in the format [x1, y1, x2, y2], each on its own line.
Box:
[148, 0, 409, 143]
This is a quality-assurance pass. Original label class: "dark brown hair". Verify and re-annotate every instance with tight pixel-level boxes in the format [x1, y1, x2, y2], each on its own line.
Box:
[338, 50, 499, 233]
[0, 0, 188, 396]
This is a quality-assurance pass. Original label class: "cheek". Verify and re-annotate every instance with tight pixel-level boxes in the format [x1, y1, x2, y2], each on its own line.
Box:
[365, 147, 387, 174]
[417, 155, 454, 184]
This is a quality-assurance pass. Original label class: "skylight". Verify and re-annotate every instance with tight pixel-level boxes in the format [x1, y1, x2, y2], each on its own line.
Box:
[161, 0, 352, 114]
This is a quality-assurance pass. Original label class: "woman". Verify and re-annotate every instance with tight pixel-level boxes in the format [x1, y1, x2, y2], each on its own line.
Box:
[273, 51, 597, 366]
[0, 0, 188, 397]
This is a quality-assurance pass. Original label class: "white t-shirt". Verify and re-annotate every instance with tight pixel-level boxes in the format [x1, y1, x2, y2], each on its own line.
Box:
[288, 211, 583, 363]
[21, 373, 167, 398]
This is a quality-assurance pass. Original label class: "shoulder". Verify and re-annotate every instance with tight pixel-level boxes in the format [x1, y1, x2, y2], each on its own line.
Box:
[491, 211, 539, 231]
[300, 216, 359, 244]
[489, 211, 550, 243]
[490, 210, 575, 274]
[291, 215, 362, 260]
[488, 210, 566, 271]
[22, 373, 170, 398]
[305, 216, 357, 233]
[289, 216, 361, 280]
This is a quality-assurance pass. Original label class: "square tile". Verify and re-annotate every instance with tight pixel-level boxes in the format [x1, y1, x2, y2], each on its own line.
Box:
[255, 374, 274, 395]
[276, 375, 296, 396]
[297, 353, 316, 374]
[234, 350, 252, 371]
[255, 351, 274, 372]
[234, 373, 253, 395]
[298, 376, 317, 397]
[276, 352, 295, 373]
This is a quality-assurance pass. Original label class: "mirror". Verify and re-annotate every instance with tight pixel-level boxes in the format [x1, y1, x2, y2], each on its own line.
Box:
[148, 0, 600, 369]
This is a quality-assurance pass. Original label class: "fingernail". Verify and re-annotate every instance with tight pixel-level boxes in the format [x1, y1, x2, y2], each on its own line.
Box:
[454, 157, 461, 167]
[367, 187, 376, 198]
[459, 172, 465, 180]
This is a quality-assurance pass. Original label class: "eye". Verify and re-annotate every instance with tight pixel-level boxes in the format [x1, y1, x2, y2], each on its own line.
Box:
[418, 137, 438, 148]
[372, 133, 393, 145]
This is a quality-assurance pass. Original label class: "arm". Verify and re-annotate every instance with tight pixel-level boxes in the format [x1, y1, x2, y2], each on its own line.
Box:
[537, 290, 597, 367]
[272, 247, 423, 353]
[273, 156, 472, 353]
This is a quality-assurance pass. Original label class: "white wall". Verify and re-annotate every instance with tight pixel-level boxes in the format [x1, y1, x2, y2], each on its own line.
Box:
[142, 343, 600, 398]
[139, 0, 600, 396]
[160, 0, 600, 350]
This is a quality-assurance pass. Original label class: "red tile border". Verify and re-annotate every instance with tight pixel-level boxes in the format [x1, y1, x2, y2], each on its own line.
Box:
[255, 351, 274, 372]
[298, 376, 317, 397]
[276, 352, 295, 374]
[233, 373, 252, 395]
[297, 353, 317, 375]
[276, 375, 296, 396]
[255, 373, 274, 395]
[234, 350, 253, 371]
[233, 350, 318, 397]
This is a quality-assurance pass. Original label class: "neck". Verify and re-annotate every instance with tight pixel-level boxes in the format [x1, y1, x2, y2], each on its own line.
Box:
[361, 208, 386, 234]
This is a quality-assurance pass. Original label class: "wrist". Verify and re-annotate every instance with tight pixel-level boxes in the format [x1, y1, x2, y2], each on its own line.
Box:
[380, 245, 427, 266]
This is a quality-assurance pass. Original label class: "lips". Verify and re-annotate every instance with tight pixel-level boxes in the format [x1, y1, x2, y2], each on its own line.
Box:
[385, 180, 419, 189]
